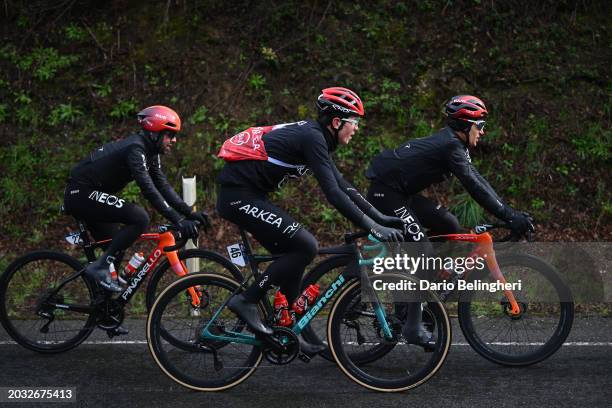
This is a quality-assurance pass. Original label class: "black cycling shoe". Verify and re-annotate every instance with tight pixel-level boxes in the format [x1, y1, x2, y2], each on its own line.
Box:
[401, 302, 435, 351]
[299, 336, 325, 357]
[107, 326, 129, 337]
[227, 294, 272, 336]
[84, 261, 123, 293]
[402, 322, 435, 351]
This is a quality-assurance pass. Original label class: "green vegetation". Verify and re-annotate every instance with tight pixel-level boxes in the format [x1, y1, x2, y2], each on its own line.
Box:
[0, 0, 609, 254]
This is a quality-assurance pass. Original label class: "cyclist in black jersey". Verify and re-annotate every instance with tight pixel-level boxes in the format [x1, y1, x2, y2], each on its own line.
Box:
[366, 95, 533, 240]
[216, 87, 406, 353]
[64, 106, 209, 293]
[366, 95, 534, 343]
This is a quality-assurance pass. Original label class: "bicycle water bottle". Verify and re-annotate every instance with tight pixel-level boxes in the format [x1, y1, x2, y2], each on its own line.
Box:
[109, 263, 119, 282]
[292, 284, 320, 315]
[119, 252, 145, 284]
[273, 291, 294, 326]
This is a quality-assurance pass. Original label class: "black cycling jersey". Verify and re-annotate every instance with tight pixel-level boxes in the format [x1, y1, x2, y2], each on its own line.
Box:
[366, 127, 511, 221]
[217, 120, 378, 230]
[69, 133, 190, 224]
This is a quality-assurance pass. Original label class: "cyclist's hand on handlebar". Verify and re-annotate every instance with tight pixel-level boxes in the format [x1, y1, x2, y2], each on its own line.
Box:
[378, 214, 408, 231]
[370, 224, 404, 242]
[506, 211, 535, 238]
[176, 219, 199, 240]
[187, 211, 211, 232]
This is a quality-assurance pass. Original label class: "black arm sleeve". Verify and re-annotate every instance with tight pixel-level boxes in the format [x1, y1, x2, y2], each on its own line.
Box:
[446, 147, 512, 220]
[304, 138, 377, 230]
[149, 155, 192, 216]
[126, 147, 182, 224]
[330, 161, 389, 223]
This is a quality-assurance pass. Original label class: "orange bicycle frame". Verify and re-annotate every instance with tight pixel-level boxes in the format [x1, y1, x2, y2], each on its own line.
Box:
[430, 232, 521, 315]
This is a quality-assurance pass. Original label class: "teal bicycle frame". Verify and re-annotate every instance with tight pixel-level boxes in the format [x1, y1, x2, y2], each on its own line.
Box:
[199, 236, 392, 346]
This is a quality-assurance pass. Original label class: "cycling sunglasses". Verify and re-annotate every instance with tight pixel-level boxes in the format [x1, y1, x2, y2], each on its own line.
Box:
[341, 118, 360, 127]
[466, 119, 486, 131]
[160, 130, 180, 139]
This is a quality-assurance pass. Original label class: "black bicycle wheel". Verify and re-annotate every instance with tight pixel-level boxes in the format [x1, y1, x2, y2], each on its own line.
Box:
[300, 255, 397, 364]
[328, 276, 451, 392]
[145, 248, 243, 310]
[147, 273, 263, 391]
[0, 251, 96, 353]
[458, 253, 574, 366]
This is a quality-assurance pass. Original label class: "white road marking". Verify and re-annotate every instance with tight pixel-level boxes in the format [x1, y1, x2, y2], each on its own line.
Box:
[1, 340, 611, 346]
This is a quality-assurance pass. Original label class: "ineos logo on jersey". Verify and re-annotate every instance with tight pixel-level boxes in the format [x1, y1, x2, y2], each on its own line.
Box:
[239, 204, 283, 228]
[393, 206, 425, 241]
[88, 191, 125, 208]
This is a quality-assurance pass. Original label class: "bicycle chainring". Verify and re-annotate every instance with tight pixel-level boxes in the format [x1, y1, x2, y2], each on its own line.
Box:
[264, 326, 299, 365]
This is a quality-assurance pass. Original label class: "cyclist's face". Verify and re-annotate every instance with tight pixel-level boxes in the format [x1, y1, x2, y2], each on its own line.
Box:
[161, 132, 178, 153]
[335, 116, 360, 145]
[468, 123, 484, 147]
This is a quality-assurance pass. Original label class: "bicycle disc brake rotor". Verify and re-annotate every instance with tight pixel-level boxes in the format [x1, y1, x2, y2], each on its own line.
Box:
[501, 298, 528, 320]
[264, 327, 299, 365]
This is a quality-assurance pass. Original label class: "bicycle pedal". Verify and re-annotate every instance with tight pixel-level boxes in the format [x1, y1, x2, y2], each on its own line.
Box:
[422, 341, 436, 352]
[107, 326, 129, 338]
[298, 353, 312, 363]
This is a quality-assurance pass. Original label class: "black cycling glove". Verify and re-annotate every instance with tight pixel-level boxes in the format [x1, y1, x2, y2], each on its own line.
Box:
[506, 211, 535, 237]
[370, 224, 405, 242]
[177, 219, 199, 240]
[377, 214, 408, 231]
[187, 211, 211, 232]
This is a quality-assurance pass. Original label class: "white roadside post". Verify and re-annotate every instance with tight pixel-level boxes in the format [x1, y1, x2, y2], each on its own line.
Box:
[182, 176, 199, 273]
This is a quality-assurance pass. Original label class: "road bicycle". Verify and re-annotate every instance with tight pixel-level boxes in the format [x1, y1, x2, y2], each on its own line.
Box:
[300, 222, 574, 367]
[147, 230, 452, 392]
[0, 215, 241, 353]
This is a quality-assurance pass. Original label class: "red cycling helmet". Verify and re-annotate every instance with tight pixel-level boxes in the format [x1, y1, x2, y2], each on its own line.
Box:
[445, 95, 488, 120]
[137, 106, 182, 133]
[316, 87, 365, 117]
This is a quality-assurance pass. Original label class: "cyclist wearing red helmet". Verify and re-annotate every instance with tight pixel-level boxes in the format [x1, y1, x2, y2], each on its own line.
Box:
[216, 87, 406, 353]
[366, 95, 533, 241]
[365, 95, 533, 346]
[64, 106, 209, 293]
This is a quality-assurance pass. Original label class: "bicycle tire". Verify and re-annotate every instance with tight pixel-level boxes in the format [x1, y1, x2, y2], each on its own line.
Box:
[301, 255, 395, 364]
[145, 248, 243, 310]
[0, 250, 96, 353]
[327, 276, 451, 392]
[147, 273, 263, 391]
[457, 253, 574, 366]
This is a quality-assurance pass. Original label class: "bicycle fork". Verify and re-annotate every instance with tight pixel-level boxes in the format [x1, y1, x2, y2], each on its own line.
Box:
[480, 245, 522, 316]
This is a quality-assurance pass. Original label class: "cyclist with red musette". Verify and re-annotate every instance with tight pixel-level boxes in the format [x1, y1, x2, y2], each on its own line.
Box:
[365, 95, 534, 342]
[216, 87, 406, 355]
[64, 106, 210, 295]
